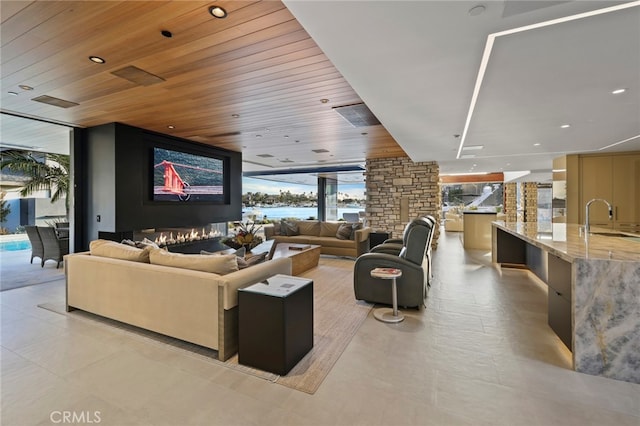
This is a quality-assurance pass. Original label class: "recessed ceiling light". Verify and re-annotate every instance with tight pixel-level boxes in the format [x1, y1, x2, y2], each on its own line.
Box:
[560, 124, 571, 129]
[18, 85, 33, 90]
[161, 30, 173, 38]
[533, 143, 541, 146]
[167, 125, 175, 129]
[8, 91, 18, 96]
[361, 132, 368, 136]
[284, 135, 289, 138]
[611, 88, 627, 94]
[256, 134, 262, 138]
[209, 6, 227, 18]
[320, 99, 329, 104]
[231, 114, 240, 118]
[89, 56, 105, 64]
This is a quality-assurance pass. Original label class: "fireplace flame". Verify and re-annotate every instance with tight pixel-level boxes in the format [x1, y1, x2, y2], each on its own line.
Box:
[153, 228, 222, 246]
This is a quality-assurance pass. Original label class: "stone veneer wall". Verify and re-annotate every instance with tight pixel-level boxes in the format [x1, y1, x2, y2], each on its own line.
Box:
[523, 182, 538, 222]
[504, 183, 518, 222]
[365, 157, 441, 249]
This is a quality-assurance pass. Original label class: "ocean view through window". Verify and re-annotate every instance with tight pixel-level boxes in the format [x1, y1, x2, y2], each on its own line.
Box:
[242, 177, 364, 221]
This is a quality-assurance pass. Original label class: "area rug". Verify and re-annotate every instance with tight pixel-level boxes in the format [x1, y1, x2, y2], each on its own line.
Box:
[38, 258, 372, 394]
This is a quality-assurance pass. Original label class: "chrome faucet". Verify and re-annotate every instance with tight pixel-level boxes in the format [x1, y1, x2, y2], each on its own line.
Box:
[585, 198, 613, 235]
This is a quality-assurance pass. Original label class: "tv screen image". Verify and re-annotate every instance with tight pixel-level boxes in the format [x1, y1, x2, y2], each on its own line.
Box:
[153, 147, 224, 202]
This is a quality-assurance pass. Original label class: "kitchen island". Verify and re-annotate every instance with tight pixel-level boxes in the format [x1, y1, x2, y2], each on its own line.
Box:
[492, 221, 640, 384]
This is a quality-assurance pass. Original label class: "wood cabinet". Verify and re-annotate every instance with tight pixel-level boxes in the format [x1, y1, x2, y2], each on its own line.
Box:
[580, 156, 613, 228]
[612, 154, 640, 232]
[575, 152, 640, 233]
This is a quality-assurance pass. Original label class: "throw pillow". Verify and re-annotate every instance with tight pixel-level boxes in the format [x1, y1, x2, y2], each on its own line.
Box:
[201, 247, 248, 269]
[280, 220, 300, 236]
[90, 239, 152, 263]
[149, 249, 238, 275]
[201, 247, 245, 258]
[136, 238, 159, 249]
[336, 223, 353, 240]
[245, 252, 268, 267]
[350, 222, 363, 240]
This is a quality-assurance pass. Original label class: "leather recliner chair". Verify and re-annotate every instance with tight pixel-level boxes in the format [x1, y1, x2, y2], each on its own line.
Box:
[369, 216, 436, 286]
[353, 218, 433, 308]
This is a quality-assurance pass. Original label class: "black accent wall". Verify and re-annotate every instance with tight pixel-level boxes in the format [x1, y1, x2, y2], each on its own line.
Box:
[81, 123, 242, 249]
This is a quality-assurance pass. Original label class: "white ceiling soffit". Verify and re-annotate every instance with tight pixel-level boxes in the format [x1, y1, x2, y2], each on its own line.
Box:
[0, 114, 71, 155]
[503, 170, 552, 183]
[283, 1, 640, 175]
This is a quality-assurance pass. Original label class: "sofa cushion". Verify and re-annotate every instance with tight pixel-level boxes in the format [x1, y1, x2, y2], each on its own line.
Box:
[280, 220, 300, 236]
[336, 223, 353, 240]
[296, 220, 320, 236]
[320, 221, 341, 237]
[90, 239, 152, 263]
[307, 236, 355, 248]
[149, 248, 238, 275]
[246, 252, 268, 267]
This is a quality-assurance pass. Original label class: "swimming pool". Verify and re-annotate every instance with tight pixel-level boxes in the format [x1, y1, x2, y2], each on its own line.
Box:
[0, 237, 31, 252]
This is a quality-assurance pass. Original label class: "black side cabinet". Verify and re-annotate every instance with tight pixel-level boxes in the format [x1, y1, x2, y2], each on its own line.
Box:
[547, 254, 572, 350]
[238, 275, 313, 375]
[369, 232, 390, 250]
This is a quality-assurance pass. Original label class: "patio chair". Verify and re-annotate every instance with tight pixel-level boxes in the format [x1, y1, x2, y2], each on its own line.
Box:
[25, 225, 44, 265]
[37, 226, 69, 268]
[342, 212, 360, 223]
[55, 221, 70, 238]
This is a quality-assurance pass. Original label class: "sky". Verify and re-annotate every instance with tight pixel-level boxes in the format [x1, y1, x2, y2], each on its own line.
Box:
[242, 177, 365, 200]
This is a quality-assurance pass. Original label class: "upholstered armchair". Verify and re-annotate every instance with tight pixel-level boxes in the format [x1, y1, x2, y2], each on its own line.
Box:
[354, 218, 432, 308]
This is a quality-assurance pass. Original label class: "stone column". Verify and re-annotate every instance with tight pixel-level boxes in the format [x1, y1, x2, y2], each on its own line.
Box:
[365, 157, 441, 249]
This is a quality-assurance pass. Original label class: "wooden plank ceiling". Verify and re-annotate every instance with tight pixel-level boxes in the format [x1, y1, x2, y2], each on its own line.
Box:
[0, 1, 406, 170]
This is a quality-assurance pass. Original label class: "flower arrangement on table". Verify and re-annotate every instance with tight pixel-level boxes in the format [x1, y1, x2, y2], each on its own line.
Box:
[223, 221, 263, 251]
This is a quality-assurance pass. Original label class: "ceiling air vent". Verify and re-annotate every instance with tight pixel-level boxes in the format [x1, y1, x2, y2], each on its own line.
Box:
[111, 65, 166, 86]
[333, 103, 381, 127]
[31, 95, 78, 108]
[257, 154, 274, 158]
[312, 149, 329, 153]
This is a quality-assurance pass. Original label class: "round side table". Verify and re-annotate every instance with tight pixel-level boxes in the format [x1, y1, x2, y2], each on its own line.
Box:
[370, 268, 404, 323]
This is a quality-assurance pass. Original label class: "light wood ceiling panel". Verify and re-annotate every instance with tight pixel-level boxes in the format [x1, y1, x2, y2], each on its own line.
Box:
[0, 0, 405, 172]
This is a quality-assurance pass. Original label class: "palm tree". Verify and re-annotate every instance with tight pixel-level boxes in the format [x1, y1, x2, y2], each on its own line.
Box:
[0, 150, 70, 215]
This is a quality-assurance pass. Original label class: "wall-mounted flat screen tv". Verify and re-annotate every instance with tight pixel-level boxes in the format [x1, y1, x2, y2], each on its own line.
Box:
[152, 147, 225, 202]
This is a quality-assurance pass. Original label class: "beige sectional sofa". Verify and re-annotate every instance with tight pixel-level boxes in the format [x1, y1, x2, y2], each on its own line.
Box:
[264, 220, 371, 257]
[65, 241, 292, 361]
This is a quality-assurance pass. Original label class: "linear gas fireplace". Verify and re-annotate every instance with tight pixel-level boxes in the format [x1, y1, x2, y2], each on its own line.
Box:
[132, 222, 230, 254]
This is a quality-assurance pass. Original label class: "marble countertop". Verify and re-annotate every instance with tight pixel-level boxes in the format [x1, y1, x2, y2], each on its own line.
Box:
[493, 222, 640, 262]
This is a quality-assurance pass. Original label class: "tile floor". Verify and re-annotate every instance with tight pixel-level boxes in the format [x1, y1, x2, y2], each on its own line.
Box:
[1, 231, 639, 425]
